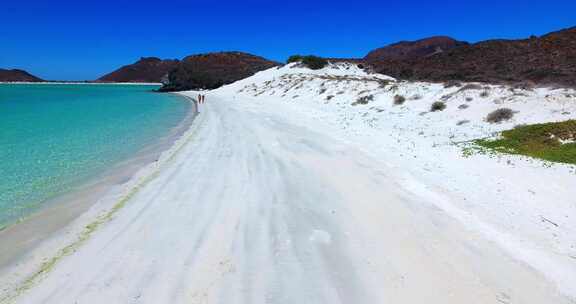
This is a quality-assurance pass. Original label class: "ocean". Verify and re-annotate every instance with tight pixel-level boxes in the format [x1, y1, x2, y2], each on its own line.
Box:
[0, 84, 191, 228]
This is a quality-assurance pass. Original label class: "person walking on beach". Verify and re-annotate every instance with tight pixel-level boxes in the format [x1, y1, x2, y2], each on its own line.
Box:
[198, 94, 207, 104]
[196, 94, 202, 114]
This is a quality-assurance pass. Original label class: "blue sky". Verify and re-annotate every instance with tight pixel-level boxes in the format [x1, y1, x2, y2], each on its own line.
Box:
[2, 0, 575, 80]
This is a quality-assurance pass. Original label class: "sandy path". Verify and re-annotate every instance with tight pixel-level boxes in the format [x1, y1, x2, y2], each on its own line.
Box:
[11, 96, 571, 303]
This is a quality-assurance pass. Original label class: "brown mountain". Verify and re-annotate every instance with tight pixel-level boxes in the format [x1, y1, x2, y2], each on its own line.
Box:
[0, 69, 44, 82]
[364, 36, 468, 62]
[159, 51, 279, 92]
[366, 27, 576, 87]
[97, 57, 180, 83]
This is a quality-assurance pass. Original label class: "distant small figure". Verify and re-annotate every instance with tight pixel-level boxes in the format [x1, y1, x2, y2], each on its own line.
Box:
[197, 94, 207, 104]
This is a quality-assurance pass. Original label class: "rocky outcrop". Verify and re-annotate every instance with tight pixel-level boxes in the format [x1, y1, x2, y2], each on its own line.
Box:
[366, 27, 576, 87]
[0, 69, 44, 82]
[159, 52, 279, 92]
[97, 57, 179, 83]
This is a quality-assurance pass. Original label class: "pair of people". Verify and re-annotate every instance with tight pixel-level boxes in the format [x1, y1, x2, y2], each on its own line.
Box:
[197, 94, 206, 104]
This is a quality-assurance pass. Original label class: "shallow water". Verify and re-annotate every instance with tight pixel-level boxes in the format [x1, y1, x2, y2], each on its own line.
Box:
[0, 84, 190, 227]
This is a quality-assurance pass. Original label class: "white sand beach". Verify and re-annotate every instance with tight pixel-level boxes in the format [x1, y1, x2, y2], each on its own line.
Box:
[1, 63, 575, 303]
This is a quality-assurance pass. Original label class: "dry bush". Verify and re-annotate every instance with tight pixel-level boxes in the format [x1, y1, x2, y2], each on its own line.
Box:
[444, 80, 462, 88]
[511, 82, 535, 91]
[486, 108, 514, 123]
[457, 84, 483, 92]
[352, 95, 374, 106]
[378, 79, 391, 88]
[393, 95, 406, 105]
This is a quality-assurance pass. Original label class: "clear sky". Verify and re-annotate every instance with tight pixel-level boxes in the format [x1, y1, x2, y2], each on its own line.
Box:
[2, 0, 575, 80]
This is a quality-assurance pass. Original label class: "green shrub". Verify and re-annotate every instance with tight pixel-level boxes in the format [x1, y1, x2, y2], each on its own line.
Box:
[431, 101, 447, 112]
[302, 56, 328, 70]
[287, 55, 328, 70]
[287, 55, 303, 63]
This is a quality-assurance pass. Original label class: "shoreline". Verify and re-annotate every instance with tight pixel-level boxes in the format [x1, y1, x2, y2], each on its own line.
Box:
[3, 89, 572, 303]
[0, 82, 162, 85]
[0, 93, 197, 274]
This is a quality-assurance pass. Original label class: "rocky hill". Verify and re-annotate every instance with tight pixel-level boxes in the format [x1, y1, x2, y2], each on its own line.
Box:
[366, 27, 576, 87]
[159, 52, 279, 92]
[364, 36, 468, 62]
[97, 57, 180, 83]
[0, 69, 44, 82]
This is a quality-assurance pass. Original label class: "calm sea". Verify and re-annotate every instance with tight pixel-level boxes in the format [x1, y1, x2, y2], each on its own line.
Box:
[0, 84, 191, 227]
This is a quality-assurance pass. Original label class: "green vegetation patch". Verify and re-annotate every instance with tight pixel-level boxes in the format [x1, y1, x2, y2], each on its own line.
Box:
[476, 120, 576, 165]
[287, 55, 328, 70]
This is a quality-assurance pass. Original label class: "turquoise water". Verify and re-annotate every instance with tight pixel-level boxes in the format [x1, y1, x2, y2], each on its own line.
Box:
[0, 84, 191, 227]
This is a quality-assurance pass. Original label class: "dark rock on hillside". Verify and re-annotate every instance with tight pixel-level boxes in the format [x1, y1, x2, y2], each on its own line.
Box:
[159, 52, 279, 92]
[97, 57, 179, 83]
[0, 69, 44, 82]
[364, 36, 468, 62]
[366, 27, 576, 87]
